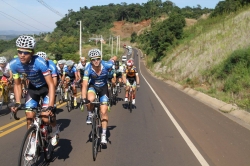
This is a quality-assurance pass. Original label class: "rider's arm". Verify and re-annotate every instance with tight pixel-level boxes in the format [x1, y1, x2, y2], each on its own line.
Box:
[44, 74, 55, 107]
[82, 66, 90, 99]
[136, 73, 139, 85]
[122, 72, 127, 85]
[13, 76, 22, 103]
[9, 70, 13, 81]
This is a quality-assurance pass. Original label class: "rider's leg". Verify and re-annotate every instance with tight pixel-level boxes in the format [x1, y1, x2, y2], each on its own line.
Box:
[86, 88, 96, 124]
[72, 84, 77, 107]
[100, 93, 109, 144]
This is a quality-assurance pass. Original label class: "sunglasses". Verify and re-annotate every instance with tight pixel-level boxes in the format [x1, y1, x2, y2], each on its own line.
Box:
[17, 50, 32, 55]
[91, 58, 101, 61]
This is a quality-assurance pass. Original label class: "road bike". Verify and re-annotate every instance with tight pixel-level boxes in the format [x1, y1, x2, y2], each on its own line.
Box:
[56, 83, 64, 104]
[81, 95, 102, 161]
[65, 82, 74, 112]
[0, 80, 14, 110]
[127, 85, 138, 113]
[14, 99, 55, 165]
[108, 81, 117, 107]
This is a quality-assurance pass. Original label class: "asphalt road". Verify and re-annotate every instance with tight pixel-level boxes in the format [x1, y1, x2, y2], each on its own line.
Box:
[0, 49, 250, 166]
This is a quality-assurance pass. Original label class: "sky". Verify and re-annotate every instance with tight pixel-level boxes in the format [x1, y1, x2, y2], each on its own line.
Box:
[0, 0, 221, 32]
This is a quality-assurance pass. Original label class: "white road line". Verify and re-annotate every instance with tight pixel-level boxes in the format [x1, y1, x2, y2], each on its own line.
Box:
[138, 55, 209, 166]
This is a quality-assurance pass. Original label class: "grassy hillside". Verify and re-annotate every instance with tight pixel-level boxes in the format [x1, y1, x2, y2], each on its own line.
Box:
[151, 7, 250, 111]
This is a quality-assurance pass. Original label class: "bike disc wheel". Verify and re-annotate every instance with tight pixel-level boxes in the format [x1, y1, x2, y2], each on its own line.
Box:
[18, 127, 42, 166]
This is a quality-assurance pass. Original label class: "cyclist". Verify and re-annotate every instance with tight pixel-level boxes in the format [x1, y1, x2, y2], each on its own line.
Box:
[61, 60, 78, 108]
[0, 56, 13, 83]
[36, 52, 58, 107]
[57, 59, 66, 80]
[81, 48, 117, 144]
[10, 35, 59, 161]
[114, 60, 123, 89]
[36, 52, 58, 88]
[123, 59, 140, 105]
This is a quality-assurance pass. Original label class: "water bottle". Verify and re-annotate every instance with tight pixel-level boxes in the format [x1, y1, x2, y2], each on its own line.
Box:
[40, 124, 47, 136]
[10, 93, 14, 100]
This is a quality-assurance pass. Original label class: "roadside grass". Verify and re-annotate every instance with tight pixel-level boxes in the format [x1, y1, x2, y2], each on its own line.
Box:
[146, 7, 250, 112]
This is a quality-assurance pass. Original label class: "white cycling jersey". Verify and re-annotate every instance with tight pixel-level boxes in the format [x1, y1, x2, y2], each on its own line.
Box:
[0, 63, 11, 77]
[77, 62, 90, 70]
[57, 64, 66, 75]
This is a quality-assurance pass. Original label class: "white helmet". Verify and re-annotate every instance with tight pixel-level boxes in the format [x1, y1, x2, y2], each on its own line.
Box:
[58, 60, 65, 65]
[16, 35, 36, 49]
[36, 52, 47, 60]
[66, 60, 74, 67]
[0, 57, 7, 63]
[88, 49, 101, 58]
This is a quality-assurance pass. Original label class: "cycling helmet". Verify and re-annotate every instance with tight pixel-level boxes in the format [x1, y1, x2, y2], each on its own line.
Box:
[16, 35, 36, 49]
[58, 60, 65, 65]
[88, 49, 101, 58]
[0, 57, 7, 63]
[14, 55, 18, 58]
[126, 59, 134, 67]
[36, 51, 47, 60]
[53, 60, 57, 64]
[66, 60, 74, 67]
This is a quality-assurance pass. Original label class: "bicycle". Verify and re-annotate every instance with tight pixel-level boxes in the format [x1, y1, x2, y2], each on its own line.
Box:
[108, 81, 117, 106]
[127, 85, 138, 113]
[81, 95, 102, 161]
[65, 82, 74, 112]
[0, 80, 14, 110]
[56, 83, 64, 104]
[13, 100, 55, 165]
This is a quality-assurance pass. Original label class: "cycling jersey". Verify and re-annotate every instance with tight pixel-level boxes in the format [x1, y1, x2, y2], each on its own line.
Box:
[77, 62, 90, 76]
[63, 66, 77, 79]
[56, 64, 65, 76]
[83, 60, 114, 87]
[10, 56, 50, 88]
[124, 66, 137, 78]
[0, 63, 11, 78]
[114, 66, 123, 78]
[47, 60, 57, 77]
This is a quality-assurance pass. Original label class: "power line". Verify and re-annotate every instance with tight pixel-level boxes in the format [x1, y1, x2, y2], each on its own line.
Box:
[0, 11, 34, 32]
[37, 0, 64, 17]
[1, 0, 53, 30]
[0, 11, 45, 32]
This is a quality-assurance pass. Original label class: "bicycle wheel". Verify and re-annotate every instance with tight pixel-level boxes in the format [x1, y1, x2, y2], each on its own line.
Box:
[67, 92, 72, 112]
[18, 127, 42, 166]
[92, 112, 100, 161]
[44, 138, 54, 162]
[57, 87, 63, 104]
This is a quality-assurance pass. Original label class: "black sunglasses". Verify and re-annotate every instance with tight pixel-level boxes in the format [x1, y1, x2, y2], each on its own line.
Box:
[17, 50, 32, 55]
[91, 58, 101, 61]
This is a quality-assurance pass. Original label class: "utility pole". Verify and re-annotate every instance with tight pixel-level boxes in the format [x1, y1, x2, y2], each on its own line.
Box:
[101, 35, 103, 59]
[111, 37, 113, 55]
[116, 36, 118, 55]
[76, 20, 82, 58]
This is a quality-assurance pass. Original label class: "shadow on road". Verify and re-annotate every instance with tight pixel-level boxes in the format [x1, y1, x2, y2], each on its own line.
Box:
[0, 107, 10, 117]
[122, 103, 137, 110]
[52, 138, 73, 162]
[55, 108, 64, 115]
[56, 119, 71, 132]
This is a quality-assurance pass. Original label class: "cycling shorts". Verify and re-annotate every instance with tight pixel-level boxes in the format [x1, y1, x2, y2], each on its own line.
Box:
[25, 83, 49, 111]
[126, 78, 136, 87]
[88, 84, 109, 104]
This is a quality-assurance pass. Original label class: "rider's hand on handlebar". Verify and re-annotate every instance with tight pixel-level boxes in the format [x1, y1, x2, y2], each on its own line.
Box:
[137, 84, 140, 88]
[45, 106, 54, 116]
[81, 98, 90, 105]
[11, 102, 21, 113]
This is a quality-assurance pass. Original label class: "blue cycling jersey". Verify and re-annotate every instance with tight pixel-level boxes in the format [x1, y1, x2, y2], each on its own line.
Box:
[83, 60, 114, 87]
[47, 60, 57, 77]
[10, 55, 50, 88]
[63, 66, 77, 78]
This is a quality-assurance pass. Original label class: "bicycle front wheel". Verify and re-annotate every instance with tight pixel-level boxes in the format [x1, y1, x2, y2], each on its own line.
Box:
[18, 127, 42, 166]
[92, 114, 100, 161]
[67, 92, 72, 112]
